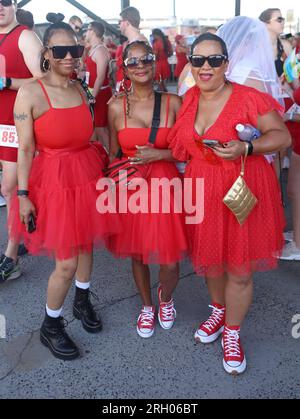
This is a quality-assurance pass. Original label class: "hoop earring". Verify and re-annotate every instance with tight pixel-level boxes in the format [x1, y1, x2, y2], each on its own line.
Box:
[42, 59, 51, 72]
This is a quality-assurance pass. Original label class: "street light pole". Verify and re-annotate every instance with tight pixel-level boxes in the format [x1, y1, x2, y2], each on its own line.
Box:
[235, 0, 241, 16]
[173, 0, 176, 19]
[121, 0, 130, 10]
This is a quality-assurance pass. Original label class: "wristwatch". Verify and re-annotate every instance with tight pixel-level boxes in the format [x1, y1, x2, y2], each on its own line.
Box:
[6, 77, 12, 89]
[17, 190, 29, 197]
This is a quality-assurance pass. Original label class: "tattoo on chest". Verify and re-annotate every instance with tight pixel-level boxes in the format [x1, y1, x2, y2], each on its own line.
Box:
[14, 112, 28, 122]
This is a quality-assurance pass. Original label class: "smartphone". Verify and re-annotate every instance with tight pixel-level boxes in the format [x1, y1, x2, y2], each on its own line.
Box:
[203, 140, 223, 148]
[28, 213, 36, 234]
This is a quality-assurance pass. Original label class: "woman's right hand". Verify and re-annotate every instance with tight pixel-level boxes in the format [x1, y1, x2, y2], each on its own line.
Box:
[19, 198, 36, 231]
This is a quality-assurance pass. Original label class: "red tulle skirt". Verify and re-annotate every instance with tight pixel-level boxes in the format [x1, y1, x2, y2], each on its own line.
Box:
[106, 161, 188, 265]
[9, 144, 119, 260]
[184, 156, 285, 278]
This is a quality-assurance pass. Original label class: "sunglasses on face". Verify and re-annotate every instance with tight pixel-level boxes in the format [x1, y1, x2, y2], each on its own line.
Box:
[0, 0, 14, 6]
[124, 54, 156, 69]
[189, 54, 228, 68]
[48, 45, 84, 59]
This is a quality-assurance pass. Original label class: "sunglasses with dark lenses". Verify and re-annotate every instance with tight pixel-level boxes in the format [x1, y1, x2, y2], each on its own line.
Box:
[0, 0, 14, 6]
[49, 45, 85, 59]
[189, 54, 228, 68]
[124, 54, 156, 68]
[275, 17, 285, 23]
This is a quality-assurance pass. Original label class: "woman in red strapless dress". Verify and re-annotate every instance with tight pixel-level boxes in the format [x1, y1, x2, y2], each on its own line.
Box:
[107, 41, 188, 339]
[9, 22, 119, 361]
[168, 33, 291, 375]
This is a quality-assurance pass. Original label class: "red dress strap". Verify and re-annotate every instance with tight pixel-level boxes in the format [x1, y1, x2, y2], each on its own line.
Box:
[165, 94, 171, 128]
[123, 95, 127, 129]
[37, 80, 52, 108]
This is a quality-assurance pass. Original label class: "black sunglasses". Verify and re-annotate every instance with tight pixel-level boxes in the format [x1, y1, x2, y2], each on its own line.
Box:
[48, 45, 84, 59]
[124, 54, 156, 69]
[0, 0, 14, 6]
[189, 54, 228, 68]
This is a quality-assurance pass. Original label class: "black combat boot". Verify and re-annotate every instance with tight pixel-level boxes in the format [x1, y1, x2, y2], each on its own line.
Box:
[40, 313, 80, 361]
[73, 287, 103, 333]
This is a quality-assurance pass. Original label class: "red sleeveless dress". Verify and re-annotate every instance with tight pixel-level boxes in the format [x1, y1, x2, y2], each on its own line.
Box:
[174, 48, 188, 79]
[168, 83, 285, 278]
[9, 81, 118, 260]
[85, 48, 112, 128]
[153, 39, 171, 81]
[0, 25, 32, 162]
[106, 95, 188, 265]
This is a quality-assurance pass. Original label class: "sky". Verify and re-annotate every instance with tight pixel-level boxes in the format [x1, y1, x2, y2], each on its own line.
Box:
[23, 0, 300, 25]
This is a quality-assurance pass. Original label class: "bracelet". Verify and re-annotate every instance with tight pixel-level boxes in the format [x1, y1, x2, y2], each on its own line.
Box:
[6, 77, 12, 89]
[17, 190, 29, 197]
[245, 141, 254, 156]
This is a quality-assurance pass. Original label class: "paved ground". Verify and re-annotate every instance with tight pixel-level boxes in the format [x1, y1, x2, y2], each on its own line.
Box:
[0, 191, 300, 400]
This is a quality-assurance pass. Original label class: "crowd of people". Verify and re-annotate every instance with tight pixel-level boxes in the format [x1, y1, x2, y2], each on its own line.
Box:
[0, 1, 299, 376]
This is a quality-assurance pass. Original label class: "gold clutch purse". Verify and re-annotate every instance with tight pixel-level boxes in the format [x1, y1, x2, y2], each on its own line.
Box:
[223, 146, 258, 226]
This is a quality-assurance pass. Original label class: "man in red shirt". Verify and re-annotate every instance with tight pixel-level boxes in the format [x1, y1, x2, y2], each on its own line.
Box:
[0, 0, 42, 282]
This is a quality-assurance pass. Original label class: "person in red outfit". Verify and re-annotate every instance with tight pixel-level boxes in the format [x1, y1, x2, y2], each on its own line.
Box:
[108, 41, 188, 339]
[116, 6, 148, 93]
[9, 22, 118, 361]
[85, 21, 112, 150]
[174, 35, 188, 79]
[281, 86, 300, 259]
[168, 33, 291, 375]
[152, 28, 171, 92]
[0, 0, 42, 282]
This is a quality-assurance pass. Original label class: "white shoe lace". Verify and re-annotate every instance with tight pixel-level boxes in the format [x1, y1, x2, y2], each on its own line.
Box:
[139, 310, 155, 328]
[201, 305, 225, 332]
[160, 301, 175, 322]
[223, 329, 241, 358]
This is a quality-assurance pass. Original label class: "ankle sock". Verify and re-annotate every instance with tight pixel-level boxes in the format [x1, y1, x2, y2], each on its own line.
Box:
[75, 280, 90, 290]
[46, 305, 63, 319]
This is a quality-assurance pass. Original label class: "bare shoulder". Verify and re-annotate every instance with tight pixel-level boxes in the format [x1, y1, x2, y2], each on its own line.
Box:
[17, 79, 42, 102]
[108, 93, 125, 111]
[19, 29, 42, 46]
[163, 92, 182, 109]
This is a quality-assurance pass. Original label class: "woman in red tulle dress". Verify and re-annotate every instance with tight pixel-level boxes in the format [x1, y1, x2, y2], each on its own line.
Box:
[152, 29, 171, 92]
[168, 33, 291, 375]
[107, 41, 188, 339]
[9, 22, 118, 361]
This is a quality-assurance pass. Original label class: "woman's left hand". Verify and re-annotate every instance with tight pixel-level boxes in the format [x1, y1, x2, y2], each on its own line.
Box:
[129, 145, 162, 165]
[212, 141, 247, 161]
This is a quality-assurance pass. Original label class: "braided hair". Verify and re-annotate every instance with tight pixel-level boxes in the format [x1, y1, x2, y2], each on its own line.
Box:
[122, 41, 154, 118]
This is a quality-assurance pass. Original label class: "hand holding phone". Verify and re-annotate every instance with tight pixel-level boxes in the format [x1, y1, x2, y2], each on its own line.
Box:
[203, 140, 223, 149]
[28, 213, 36, 234]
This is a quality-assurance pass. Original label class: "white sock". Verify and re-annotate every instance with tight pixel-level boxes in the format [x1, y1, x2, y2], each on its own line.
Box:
[75, 280, 90, 290]
[46, 305, 63, 319]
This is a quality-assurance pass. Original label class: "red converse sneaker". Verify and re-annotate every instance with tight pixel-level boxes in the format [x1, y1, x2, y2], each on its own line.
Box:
[222, 326, 247, 375]
[137, 306, 155, 339]
[158, 286, 176, 330]
[194, 303, 225, 344]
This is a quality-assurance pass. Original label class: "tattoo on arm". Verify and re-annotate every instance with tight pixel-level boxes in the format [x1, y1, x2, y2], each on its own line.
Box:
[14, 112, 29, 122]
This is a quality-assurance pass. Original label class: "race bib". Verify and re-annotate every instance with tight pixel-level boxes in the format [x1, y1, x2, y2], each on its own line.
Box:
[0, 125, 19, 148]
